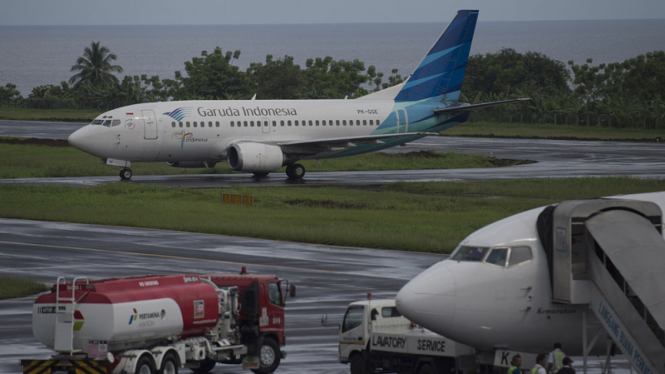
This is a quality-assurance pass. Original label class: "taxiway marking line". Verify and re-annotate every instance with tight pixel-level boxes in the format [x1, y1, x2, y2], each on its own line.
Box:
[0, 240, 346, 275]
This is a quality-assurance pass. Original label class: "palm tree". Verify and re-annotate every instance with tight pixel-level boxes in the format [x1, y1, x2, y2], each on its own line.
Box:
[69, 41, 123, 88]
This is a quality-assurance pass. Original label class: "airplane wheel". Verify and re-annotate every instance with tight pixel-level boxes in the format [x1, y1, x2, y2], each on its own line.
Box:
[120, 168, 133, 180]
[286, 164, 305, 179]
[253, 172, 269, 178]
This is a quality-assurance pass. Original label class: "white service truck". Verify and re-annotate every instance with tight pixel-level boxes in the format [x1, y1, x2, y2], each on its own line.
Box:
[324, 297, 477, 374]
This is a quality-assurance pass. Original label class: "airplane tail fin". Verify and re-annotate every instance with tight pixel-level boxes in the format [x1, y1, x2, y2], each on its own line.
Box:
[395, 10, 479, 103]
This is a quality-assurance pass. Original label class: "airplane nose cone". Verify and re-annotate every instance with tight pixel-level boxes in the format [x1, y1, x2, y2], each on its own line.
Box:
[68, 125, 108, 157]
[396, 262, 456, 335]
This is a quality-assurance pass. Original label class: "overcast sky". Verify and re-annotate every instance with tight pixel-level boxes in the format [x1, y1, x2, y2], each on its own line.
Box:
[1, 0, 664, 25]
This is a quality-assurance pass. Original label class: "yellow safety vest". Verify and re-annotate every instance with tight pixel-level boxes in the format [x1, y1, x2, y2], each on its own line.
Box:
[552, 351, 565, 373]
[508, 366, 521, 374]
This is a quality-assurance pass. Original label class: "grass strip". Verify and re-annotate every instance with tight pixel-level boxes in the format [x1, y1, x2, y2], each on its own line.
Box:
[0, 107, 99, 122]
[0, 178, 662, 254]
[0, 277, 49, 300]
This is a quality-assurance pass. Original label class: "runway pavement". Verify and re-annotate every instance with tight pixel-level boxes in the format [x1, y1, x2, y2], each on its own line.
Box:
[2, 120, 665, 187]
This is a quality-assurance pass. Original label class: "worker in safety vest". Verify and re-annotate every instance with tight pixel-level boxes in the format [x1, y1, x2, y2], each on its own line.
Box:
[547, 342, 566, 374]
[507, 354, 522, 374]
[531, 354, 547, 374]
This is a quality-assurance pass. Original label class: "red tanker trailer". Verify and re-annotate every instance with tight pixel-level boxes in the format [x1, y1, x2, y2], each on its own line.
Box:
[21, 270, 294, 374]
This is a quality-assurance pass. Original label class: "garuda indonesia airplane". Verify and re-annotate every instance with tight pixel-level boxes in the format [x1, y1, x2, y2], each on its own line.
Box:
[68, 10, 526, 180]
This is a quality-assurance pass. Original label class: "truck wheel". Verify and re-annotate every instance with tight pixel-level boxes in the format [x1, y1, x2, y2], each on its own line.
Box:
[190, 359, 216, 374]
[159, 354, 178, 374]
[251, 338, 281, 374]
[349, 353, 372, 374]
[136, 356, 156, 374]
[418, 363, 435, 374]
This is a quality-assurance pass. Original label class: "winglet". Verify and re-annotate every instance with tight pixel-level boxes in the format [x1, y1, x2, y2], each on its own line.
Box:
[395, 10, 479, 103]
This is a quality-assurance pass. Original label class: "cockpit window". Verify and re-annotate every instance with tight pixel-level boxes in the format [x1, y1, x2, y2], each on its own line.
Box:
[102, 120, 112, 127]
[508, 246, 533, 267]
[111, 119, 121, 127]
[92, 120, 103, 125]
[451, 246, 489, 262]
[485, 247, 508, 267]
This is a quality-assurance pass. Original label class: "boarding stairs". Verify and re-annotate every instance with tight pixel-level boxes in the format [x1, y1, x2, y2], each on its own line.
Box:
[543, 199, 665, 374]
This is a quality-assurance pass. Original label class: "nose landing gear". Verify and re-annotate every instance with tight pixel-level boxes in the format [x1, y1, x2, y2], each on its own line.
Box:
[120, 168, 133, 180]
[285, 163, 305, 179]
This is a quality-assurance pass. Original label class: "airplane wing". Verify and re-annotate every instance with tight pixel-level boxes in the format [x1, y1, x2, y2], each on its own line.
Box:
[433, 98, 531, 115]
[277, 132, 437, 154]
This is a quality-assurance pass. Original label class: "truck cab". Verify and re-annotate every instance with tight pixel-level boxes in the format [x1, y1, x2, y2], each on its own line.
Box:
[205, 268, 294, 374]
[333, 298, 476, 374]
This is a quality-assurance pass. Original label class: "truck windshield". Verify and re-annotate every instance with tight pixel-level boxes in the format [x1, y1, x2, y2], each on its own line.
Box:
[342, 305, 364, 333]
[268, 282, 283, 306]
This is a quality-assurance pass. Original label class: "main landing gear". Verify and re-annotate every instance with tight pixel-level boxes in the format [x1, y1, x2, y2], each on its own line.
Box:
[285, 163, 305, 179]
[120, 168, 133, 180]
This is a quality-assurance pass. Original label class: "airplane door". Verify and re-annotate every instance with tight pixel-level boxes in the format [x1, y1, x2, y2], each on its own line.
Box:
[142, 110, 158, 140]
[261, 117, 270, 134]
[395, 108, 408, 133]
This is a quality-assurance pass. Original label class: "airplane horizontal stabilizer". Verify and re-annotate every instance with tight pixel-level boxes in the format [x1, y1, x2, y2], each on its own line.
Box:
[433, 98, 531, 115]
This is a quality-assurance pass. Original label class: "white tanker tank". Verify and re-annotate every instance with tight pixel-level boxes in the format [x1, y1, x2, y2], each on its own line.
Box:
[32, 274, 222, 353]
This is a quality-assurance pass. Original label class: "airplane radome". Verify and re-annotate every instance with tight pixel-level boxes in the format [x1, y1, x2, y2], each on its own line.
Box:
[68, 10, 527, 180]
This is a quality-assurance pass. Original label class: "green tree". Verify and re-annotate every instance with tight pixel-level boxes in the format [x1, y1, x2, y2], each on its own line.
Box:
[69, 41, 123, 88]
[246, 55, 304, 99]
[0, 83, 23, 105]
[174, 48, 248, 100]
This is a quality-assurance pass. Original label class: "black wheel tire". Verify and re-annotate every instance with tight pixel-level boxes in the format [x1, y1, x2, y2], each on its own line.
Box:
[253, 172, 269, 178]
[251, 338, 281, 374]
[286, 164, 305, 179]
[159, 354, 179, 374]
[190, 359, 216, 374]
[418, 363, 435, 374]
[135, 356, 155, 374]
[349, 353, 372, 374]
[120, 168, 132, 180]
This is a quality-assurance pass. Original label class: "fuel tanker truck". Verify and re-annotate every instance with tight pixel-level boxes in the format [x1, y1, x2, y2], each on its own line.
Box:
[21, 269, 295, 374]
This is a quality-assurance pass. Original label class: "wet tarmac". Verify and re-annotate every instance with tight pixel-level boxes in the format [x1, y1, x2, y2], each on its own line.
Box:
[0, 219, 630, 374]
[1, 120, 665, 187]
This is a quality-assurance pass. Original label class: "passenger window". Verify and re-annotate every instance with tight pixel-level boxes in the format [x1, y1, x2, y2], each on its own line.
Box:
[250, 121, 254, 127]
[244, 121, 248, 127]
[295, 120, 299, 126]
[216, 121, 220, 127]
[322, 120, 326, 126]
[343, 120, 347, 126]
[272, 121, 277, 127]
[485, 248, 508, 267]
[315, 120, 319, 126]
[381, 307, 402, 318]
[288, 121, 292, 126]
[342, 305, 364, 333]
[268, 282, 283, 306]
[451, 246, 489, 262]
[193, 122, 197, 127]
[509, 246, 533, 267]
[281, 121, 285, 127]
[230, 121, 234, 127]
[186, 122, 190, 128]
[179, 122, 183, 128]
[356, 120, 361, 126]
[171, 122, 176, 128]
[336, 120, 340, 126]
[363, 120, 367, 126]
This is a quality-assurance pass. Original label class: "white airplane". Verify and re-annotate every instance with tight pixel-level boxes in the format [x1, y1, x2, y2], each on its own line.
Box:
[68, 10, 527, 180]
[396, 191, 665, 372]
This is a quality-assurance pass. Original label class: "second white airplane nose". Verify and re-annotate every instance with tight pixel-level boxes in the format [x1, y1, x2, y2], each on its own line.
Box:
[396, 262, 457, 335]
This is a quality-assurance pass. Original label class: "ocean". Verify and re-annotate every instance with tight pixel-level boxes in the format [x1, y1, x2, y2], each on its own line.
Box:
[0, 19, 664, 97]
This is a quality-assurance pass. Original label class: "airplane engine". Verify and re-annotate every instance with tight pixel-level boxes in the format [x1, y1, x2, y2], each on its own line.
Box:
[227, 142, 284, 173]
[166, 161, 216, 168]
